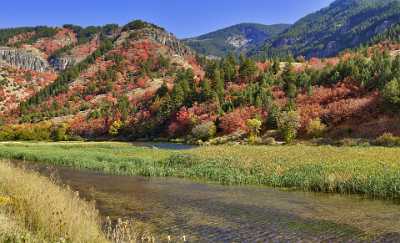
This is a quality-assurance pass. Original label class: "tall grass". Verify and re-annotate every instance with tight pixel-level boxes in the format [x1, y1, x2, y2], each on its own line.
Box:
[0, 161, 107, 242]
[0, 142, 400, 200]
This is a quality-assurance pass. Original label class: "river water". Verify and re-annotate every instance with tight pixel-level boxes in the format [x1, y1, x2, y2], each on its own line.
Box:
[13, 160, 400, 242]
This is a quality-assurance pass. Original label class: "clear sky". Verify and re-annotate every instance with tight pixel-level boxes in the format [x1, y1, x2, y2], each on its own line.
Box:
[1, 0, 335, 38]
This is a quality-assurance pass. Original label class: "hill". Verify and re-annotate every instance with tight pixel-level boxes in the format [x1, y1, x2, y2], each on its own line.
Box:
[1, 19, 400, 144]
[183, 23, 290, 57]
[253, 0, 400, 58]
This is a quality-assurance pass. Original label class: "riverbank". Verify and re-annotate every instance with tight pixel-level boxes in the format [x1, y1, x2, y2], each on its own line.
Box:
[0, 142, 400, 200]
[0, 160, 106, 242]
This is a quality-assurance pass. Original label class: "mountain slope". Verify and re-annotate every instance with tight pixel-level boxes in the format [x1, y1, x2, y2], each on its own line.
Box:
[183, 23, 290, 57]
[14, 20, 202, 126]
[254, 0, 400, 58]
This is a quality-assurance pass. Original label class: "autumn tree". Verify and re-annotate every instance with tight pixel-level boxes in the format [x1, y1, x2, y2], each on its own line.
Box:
[277, 110, 300, 143]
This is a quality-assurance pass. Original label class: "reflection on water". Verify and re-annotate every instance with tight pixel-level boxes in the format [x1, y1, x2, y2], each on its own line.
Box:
[14, 162, 400, 242]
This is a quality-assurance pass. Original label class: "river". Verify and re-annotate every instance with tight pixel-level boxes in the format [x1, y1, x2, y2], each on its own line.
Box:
[11, 159, 400, 242]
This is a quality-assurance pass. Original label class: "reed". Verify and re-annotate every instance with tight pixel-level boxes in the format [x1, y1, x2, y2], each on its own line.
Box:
[0, 142, 400, 200]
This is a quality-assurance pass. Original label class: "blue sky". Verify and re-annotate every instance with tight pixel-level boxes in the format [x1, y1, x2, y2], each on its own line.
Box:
[1, 0, 334, 38]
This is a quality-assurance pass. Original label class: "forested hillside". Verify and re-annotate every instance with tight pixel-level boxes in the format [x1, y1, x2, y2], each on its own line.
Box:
[0, 6, 400, 144]
[253, 0, 400, 58]
[184, 23, 289, 57]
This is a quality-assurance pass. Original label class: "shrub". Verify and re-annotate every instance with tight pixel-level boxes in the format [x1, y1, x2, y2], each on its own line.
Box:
[0, 126, 16, 141]
[108, 120, 123, 136]
[277, 110, 300, 143]
[306, 118, 327, 138]
[53, 123, 69, 141]
[338, 138, 370, 147]
[219, 107, 262, 134]
[191, 121, 216, 141]
[382, 79, 400, 106]
[374, 133, 400, 147]
[246, 118, 262, 144]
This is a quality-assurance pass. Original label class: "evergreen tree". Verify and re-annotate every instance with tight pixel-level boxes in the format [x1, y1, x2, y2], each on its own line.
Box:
[213, 68, 225, 101]
[239, 58, 258, 83]
[200, 79, 213, 102]
[272, 58, 281, 75]
[222, 53, 237, 81]
[171, 83, 185, 110]
[156, 81, 169, 97]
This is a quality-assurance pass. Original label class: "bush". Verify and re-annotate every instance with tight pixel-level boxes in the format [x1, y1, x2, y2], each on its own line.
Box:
[338, 138, 370, 147]
[277, 110, 300, 143]
[0, 123, 73, 142]
[374, 133, 400, 147]
[246, 118, 262, 144]
[306, 118, 327, 138]
[53, 123, 69, 141]
[191, 121, 216, 141]
[108, 120, 123, 136]
[382, 79, 400, 106]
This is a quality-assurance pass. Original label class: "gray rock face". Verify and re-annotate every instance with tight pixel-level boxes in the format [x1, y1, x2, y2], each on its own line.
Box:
[131, 28, 193, 57]
[49, 56, 74, 71]
[0, 47, 50, 72]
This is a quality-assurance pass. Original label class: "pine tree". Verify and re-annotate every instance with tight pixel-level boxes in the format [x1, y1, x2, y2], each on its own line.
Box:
[239, 58, 258, 83]
[171, 83, 185, 110]
[213, 68, 225, 101]
[272, 58, 280, 75]
[200, 79, 212, 102]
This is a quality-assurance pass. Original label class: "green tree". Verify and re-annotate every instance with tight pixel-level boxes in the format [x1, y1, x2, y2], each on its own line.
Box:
[277, 110, 300, 143]
[383, 78, 400, 106]
[271, 58, 281, 75]
[171, 83, 185, 110]
[156, 81, 169, 97]
[53, 123, 69, 141]
[239, 58, 258, 82]
[213, 68, 225, 101]
[222, 54, 237, 81]
[200, 79, 213, 102]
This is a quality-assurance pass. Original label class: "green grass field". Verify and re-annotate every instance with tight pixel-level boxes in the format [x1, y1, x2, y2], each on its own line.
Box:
[0, 142, 399, 200]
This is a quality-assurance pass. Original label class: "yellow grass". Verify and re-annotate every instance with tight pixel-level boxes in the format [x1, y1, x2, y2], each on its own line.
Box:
[0, 161, 107, 243]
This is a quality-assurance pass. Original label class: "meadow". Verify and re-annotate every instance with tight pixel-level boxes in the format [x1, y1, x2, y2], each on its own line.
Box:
[0, 142, 400, 200]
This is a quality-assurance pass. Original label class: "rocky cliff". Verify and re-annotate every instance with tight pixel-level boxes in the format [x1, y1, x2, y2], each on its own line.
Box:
[127, 27, 193, 57]
[0, 47, 49, 72]
[49, 56, 73, 71]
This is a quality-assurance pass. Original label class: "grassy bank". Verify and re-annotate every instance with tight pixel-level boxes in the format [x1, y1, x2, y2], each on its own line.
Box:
[0, 142, 400, 200]
[0, 160, 107, 242]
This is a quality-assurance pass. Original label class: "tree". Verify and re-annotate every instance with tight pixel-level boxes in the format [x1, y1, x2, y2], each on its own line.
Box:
[222, 54, 237, 81]
[156, 81, 169, 97]
[117, 95, 130, 121]
[53, 123, 69, 141]
[191, 121, 217, 141]
[199, 79, 213, 102]
[383, 78, 400, 106]
[171, 83, 185, 110]
[213, 68, 225, 101]
[246, 118, 262, 143]
[277, 110, 300, 143]
[239, 58, 258, 83]
[109, 120, 123, 136]
[271, 58, 280, 75]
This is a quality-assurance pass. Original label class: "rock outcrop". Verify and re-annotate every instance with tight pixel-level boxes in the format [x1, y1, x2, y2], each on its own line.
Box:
[128, 28, 193, 57]
[49, 56, 74, 71]
[0, 47, 49, 72]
